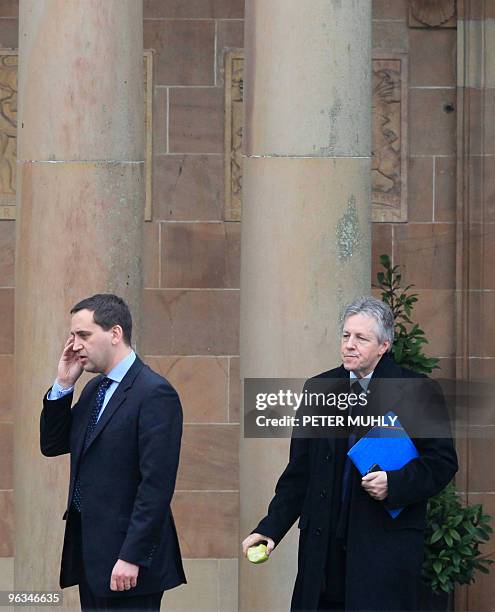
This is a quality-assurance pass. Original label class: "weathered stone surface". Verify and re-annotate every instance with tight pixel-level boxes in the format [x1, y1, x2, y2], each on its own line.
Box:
[244, 0, 371, 157]
[15, 3, 144, 599]
[18, 1, 144, 161]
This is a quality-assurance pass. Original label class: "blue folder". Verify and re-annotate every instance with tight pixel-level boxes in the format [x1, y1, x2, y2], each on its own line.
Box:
[347, 411, 419, 518]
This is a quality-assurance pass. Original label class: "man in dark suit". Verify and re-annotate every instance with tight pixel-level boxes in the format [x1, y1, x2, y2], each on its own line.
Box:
[40, 294, 186, 611]
[242, 296, 458, 611]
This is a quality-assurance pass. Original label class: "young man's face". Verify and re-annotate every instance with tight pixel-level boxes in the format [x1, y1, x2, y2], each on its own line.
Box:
[340, 313, 390, 378]
[70, 309, 115, 374]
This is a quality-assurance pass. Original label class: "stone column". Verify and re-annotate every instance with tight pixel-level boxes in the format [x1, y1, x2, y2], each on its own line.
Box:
[14, 1, 143, 607]
[239, 1, 372, 610]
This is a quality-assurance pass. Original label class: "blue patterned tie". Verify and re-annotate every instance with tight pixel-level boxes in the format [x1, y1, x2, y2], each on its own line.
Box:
[72, 377, 113, 512]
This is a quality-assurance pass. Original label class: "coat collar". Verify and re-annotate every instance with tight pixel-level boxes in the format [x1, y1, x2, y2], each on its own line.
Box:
[323, 353, 402, 451]
[369, 352, 403, 379]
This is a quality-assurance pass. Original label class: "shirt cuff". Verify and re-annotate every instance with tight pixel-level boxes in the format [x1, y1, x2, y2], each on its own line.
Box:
[48, 380, 74, 400]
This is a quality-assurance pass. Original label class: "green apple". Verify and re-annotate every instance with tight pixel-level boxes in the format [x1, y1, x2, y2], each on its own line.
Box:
[247, 543, 269, 564]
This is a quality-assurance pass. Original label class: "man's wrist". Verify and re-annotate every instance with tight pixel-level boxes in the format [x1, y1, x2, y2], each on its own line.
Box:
[56, 378, 74, 390]
[48, 379, 75, 400]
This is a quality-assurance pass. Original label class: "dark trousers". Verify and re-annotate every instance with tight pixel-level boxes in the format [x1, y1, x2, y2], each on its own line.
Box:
[79, 573, 163, 612]
[319, 535, 346, 611]
[69, 509, 164, 611]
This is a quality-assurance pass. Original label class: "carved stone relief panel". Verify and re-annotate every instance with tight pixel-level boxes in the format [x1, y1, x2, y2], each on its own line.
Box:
[224, 52, 243, 222]
[372, 53, 408, 222]
[408, 0, 456, 28]
[0, 50, 17, 220]
[225, 51, 409, 223]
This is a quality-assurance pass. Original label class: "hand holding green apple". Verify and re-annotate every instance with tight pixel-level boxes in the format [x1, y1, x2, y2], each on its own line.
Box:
[242, 533, 275, 563]
[247, 542, 269, 564]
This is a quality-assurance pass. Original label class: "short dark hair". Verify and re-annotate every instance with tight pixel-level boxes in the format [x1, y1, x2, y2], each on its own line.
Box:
[71, 294, 132, 346]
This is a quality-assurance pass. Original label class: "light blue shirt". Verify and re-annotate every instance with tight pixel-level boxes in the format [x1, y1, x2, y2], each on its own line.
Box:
[48, 351, 137, 422]
[349, 369, 373, 392]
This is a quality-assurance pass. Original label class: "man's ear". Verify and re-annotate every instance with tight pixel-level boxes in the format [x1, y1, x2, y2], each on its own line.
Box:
[111, 325, 124, 345]
[379, 341, 391, 356]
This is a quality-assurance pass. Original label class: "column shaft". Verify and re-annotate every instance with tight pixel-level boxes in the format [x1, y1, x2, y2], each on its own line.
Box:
[240, 2, 372, 610]
[14, 1, 144, 607]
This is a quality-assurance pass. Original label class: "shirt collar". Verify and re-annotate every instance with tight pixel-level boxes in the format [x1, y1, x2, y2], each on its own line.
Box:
[349, 369, 373, 391]
[106, 350, 136, 383]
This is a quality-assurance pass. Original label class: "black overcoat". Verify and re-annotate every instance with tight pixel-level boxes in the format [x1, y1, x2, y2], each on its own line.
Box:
[254, 354, 458, 611]
[40, 356, 186, 598]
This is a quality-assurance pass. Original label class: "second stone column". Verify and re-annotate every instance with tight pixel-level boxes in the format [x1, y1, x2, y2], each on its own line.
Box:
[240, 1, 372, 610]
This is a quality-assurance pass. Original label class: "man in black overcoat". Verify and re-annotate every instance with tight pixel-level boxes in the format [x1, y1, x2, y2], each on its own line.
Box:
[40, 294, 186, 611]
[242, 296, 458, 611]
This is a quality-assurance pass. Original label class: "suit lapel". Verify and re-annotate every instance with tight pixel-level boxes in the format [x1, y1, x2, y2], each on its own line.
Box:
[82, 356, 145, 456]
[317, 366, 349, 450]
[72, 378, 101, 468]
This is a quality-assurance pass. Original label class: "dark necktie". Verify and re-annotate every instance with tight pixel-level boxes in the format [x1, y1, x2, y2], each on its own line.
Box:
[72, 377, 113, 512]
[340, 381, 365, 501]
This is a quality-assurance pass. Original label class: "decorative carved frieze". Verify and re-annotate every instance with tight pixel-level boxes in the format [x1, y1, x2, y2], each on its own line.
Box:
[408, 0, 456, 28]
[225, 51, 409, 223]
[224, 52, 243, 222]
[372, 53, 408, 223]
[0, 50, 17, 220]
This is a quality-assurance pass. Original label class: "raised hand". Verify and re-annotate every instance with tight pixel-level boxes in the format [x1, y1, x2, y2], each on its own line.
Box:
[56, 337, 84, 388]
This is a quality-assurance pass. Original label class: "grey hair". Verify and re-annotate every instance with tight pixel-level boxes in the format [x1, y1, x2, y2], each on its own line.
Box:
[342, 296, 394, 351]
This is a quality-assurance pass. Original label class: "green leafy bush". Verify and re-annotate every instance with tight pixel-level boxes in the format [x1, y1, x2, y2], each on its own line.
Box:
[376, 254, 494, 594]
[422, 483, 493, 593]
[376, 254, 438, 374]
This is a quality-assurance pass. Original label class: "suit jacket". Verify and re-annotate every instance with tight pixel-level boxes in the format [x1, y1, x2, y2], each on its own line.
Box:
[40, 355, 186, 598]
[254, 354, 458, 612]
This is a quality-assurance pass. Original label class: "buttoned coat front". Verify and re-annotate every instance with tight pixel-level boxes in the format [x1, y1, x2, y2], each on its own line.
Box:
[253, 354, 458, 611]
[40, 356, 186, 598]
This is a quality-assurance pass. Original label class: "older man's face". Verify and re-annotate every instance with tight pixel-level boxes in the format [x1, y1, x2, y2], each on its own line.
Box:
[341, 313, 390, 378]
